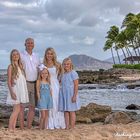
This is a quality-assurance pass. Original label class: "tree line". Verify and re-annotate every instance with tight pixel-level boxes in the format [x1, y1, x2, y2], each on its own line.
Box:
[103, 13, 140, 65]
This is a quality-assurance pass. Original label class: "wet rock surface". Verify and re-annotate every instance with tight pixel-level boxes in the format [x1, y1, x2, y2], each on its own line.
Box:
[104, 111, 133, 124]
[1, 103, 140, 128]
[76, 103, 112, 123]
[78, 68, 140, 84]
[126, 104, 140, 110]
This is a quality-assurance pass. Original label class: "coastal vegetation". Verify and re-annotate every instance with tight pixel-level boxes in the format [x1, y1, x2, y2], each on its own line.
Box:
[104, 12, 140, 66]
[113, 64, 140, 69]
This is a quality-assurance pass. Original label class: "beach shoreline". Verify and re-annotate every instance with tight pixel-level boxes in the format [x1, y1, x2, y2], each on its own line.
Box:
[1, 68, 140, 139]
[0, 123, 140, 140]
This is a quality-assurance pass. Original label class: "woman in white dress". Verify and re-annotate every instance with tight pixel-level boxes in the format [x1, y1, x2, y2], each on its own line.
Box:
[43, 47, 65, 129]
[7, 49, 29, 131]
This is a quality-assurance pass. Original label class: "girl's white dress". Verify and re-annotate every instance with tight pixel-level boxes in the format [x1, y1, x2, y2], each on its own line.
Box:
[47, 67, 65, 129]
[6, 68, 29, 105]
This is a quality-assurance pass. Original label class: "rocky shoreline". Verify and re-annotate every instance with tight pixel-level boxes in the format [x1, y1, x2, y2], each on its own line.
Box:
[78, 68, 140, 84]
[1, 68, 140, 85]
[0, 103, 140, 129]
[1, 98, 140, 140]
[1, 69, 140, 139]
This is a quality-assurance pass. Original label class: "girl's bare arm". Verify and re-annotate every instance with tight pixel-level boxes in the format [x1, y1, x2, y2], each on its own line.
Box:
[36, 80, 40, 100]
[50, 87, 53, 96]
[72, 79, 79, 102]
[7, 65, 17, 100]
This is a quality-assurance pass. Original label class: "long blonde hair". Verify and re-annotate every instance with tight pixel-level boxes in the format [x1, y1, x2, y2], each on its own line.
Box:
[37, 68, 51, 85]
[10, 49, 24, 80]
[43, 47, 62, 76]
[62, 57, 74, 73]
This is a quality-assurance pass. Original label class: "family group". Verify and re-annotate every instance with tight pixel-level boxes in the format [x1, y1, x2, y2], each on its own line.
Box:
[6, 37, 81, 131]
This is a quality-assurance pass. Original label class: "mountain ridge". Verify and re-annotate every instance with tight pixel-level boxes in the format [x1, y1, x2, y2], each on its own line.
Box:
[69, 54, 113, 70]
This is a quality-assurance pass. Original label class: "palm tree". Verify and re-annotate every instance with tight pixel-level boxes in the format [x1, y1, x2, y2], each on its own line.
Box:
[124, 28, 136, 63]
[122, 13, 135, 28]
[104, 39, 115, 64]
[122, 13, 140, 63]
[116, 31, 128, 64]
[104, 12, 140, 65]
[106, 26, 121, 64]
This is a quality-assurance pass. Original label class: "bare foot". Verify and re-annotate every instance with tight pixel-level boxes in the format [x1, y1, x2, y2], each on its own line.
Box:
[8, 128, 15, 132]
[65, 127, 70, 130]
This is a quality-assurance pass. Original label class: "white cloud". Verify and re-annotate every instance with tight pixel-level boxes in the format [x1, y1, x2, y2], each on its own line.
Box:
[69, 36, 95, 45]
[0, 1, 38, 8]
[84, 37, 95, 45]
[0, 0, 139, 68]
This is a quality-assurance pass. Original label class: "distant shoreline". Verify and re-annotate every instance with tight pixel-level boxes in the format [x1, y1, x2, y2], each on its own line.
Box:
[1, 68, 140, 85]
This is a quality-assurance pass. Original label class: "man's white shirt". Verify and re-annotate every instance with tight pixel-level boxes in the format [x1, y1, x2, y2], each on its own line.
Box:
[20, 51, 40, 81]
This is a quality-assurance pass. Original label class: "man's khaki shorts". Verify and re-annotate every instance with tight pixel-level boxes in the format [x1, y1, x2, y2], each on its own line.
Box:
[26, 81, 37, 107]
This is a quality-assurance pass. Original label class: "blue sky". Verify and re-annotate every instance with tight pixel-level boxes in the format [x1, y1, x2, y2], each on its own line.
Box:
[0, 0, 140, 69]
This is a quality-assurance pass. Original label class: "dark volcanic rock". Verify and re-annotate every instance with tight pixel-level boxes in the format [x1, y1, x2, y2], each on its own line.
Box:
[0, 104, 12, 119]
[0, 104, 13, 128]
[126, 104, 140, 110]
[76, 103, 112, 123]
[104, 112, 133, 124]
[78, 68, 140, 84]
[0, 104, 39, 128]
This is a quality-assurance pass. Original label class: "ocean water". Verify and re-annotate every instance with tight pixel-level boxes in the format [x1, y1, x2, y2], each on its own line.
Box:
[79, 87, 140, 112]
[0, 69, 7, 75]
[1, 70, 140, 113]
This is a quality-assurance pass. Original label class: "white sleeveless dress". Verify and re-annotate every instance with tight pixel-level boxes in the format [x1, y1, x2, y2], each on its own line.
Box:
[47, 67, 65, 129]
[6, 68, 29, 105]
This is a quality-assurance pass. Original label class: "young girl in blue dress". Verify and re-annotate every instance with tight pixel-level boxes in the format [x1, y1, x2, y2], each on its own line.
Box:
[59, 58, 81, 129]
[36, 64, 53, 129]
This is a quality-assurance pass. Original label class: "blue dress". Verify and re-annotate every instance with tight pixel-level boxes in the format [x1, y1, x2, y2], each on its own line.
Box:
[38, 83, 53, 110]
[59, 70, 81, 111]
